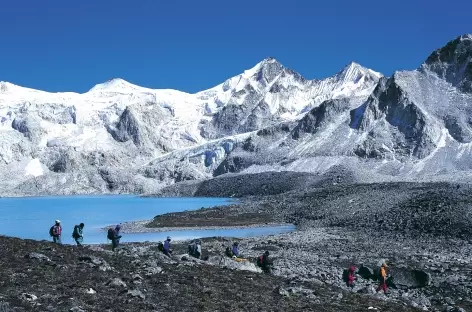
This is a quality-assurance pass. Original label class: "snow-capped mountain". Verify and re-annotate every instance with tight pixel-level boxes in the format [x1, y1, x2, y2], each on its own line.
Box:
[197, 58, 381, 138]
[1, 34, 471, 196]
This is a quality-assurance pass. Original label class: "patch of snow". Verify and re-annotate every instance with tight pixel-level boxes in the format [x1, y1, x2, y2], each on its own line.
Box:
[25, 159, 44, 177]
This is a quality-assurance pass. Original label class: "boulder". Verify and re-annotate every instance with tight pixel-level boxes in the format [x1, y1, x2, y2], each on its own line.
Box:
[275, 286, 290, 297]
[107, 278, 127, 288]
[390, 267, 431, 289]
[358, 265, 374, 280]
[25, 252, 50, 262]
[79, 255, 112, 271]
[125, 289, 145, 300]
[19, 293, 37, 302]
[207, 256, 262, 273]
[144, 266, 163, 276]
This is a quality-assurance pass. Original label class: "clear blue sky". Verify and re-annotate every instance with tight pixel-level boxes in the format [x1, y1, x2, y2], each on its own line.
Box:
[0, 0, 470, 93]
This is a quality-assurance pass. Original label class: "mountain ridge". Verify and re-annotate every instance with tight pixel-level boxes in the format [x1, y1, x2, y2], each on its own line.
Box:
[0, 34, 471, 196]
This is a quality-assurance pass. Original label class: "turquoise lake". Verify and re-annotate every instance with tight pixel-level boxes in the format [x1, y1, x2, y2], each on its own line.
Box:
[0, 195, 295, 244]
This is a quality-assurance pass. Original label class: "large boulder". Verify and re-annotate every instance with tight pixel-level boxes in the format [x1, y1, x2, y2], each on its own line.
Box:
[207, 256, 262, 273]
[390, 267, 431, 289]
[358, 265, 375, 280]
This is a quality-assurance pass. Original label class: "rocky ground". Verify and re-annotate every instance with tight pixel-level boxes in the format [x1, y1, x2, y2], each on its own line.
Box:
[0, 236, 420, 312]
[142, 175, 472, 312]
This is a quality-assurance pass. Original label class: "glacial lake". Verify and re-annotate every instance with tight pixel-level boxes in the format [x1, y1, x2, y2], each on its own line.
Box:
[0, 195, 295, 244]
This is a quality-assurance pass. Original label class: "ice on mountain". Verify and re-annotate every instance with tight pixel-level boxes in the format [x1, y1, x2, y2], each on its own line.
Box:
[25, 158, 44, 177]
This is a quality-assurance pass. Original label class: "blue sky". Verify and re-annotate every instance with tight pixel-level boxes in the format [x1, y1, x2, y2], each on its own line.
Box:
[0, 0, 470, 93]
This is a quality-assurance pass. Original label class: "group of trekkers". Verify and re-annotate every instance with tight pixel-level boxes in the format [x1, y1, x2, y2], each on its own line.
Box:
[49, 220, 389, 290]
[50, 220, 273, 272]
[49, 220, 115, 248]
[343, 261, 390, 294]
[225, 241, 273, 273]
[49, 220, 85, 246]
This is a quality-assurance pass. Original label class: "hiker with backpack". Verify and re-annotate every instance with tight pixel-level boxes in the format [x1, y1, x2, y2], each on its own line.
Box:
[107, 225, 122, 251]
[188, 240, 201, 259]
[376, 262, 388, 294]
[231, 242, 240, 257]
[72, 223, 85, 247]
[163, 236, 172, 257]
[257, 251, 273, 274]
[49, 220, 62, 244]
[342, 265, 356, 288]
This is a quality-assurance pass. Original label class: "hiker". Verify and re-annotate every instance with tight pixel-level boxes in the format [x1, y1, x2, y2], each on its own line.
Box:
[257, 251, 273, 274]
[107, 225, 122, 251]
[50, 220, 62, 244]
[231, 242, 240, 257]
[72, 223, 85, 247]
[188, 240, 202, 259]
[225, 246, 233, 258]
[163, 236, 172, 257]
[376, 262, 388, 294]
[343, 265, 356, 288]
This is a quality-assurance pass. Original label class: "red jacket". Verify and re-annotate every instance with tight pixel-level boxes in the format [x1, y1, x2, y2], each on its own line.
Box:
[53, 225, 62, 236]
[348, 266, 356, 283]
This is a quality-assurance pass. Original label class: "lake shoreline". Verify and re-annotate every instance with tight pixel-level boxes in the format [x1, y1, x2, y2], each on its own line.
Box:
[113, 219, 295, 234]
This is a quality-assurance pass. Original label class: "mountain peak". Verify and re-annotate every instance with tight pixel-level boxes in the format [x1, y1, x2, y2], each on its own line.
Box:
[424, 34, 472, 92]
[460, 34, 472, 41]
[240, 57, 285, 80]
[336, 62, 382, 82]
[88, 78, 140, 93]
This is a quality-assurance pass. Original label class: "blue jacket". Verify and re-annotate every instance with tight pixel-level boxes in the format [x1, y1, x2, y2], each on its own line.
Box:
[164, 240, 171, 251]
[232, 245, 239, 257]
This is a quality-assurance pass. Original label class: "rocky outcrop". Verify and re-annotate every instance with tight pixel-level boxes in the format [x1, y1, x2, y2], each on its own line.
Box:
[424, 34, 472, 93]
[108, 107, 142, 145]
[213, 154, 255, 177]
[351, 76, 440, 158]
[292, 98, 351, 139]
[444, 115, 472, 143]
[11, 117, 43, 143]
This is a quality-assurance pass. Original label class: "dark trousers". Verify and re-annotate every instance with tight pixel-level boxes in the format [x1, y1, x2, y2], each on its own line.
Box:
[261, 265, 272, 274]
[112, 239, 119, 251]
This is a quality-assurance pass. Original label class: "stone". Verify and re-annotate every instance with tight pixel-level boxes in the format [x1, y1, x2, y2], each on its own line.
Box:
[126, 289, 145, 300]
[107, 278, 127, 288]
[69, 307, 86, 312]
[144, 266, 163, 276]
[98, 264, 112, 271]
[80, 255, 112, 271]
[132, 274, 143, 281]
[85, 288, 96, 294]
[411, 294, 431, 307]
[358, 265, 374, 280]
[25, 253, 50, 262]
[19, 293, 37, 302]
[275, 286, 290, 297]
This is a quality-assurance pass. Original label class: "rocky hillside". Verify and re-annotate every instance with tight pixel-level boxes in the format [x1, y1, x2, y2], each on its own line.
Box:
[0, 236, 421, 312]
[1, 35, 472, 196]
